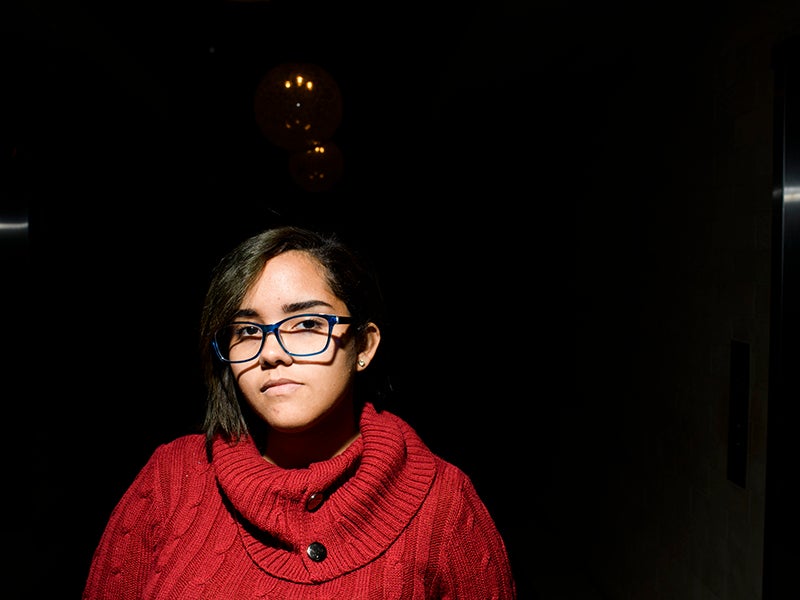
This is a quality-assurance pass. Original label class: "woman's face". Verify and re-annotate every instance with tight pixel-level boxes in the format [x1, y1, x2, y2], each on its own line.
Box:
[229, 250, 378, 440]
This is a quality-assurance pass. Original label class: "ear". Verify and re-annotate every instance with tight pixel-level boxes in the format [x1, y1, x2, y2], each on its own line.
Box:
[356, 322, 381, 370]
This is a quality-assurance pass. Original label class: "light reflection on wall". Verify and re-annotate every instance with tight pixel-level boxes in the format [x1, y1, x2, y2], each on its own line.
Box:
[0, 220, 28, 234]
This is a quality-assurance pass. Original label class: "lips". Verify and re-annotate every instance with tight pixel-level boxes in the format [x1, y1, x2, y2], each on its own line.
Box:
[262, 379, 301, 395]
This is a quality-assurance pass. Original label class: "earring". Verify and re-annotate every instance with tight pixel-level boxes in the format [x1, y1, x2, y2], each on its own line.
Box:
[357, 359, 366, 367]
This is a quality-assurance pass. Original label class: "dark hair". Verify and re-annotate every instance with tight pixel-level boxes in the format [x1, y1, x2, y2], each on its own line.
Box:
[198, 226, 388, 450]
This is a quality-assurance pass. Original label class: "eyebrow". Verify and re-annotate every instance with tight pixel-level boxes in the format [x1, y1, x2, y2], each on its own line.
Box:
[232, 300, 336, 321]
[283, 300, 336, 314]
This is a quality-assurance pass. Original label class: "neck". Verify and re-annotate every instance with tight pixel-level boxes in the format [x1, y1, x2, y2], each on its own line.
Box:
[261, 402, 361, 469]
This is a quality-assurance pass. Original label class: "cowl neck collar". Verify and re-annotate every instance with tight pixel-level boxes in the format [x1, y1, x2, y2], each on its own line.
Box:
[212, 402, 437, 583]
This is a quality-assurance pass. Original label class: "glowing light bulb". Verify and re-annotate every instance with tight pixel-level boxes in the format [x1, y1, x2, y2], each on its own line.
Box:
[254, 63, 342, 151]
[287, 141, 344, 192]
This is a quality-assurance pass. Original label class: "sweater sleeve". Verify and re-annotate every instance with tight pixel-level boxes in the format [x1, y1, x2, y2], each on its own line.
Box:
[429, 465, 518, 599]
[82, 450, 165, 600]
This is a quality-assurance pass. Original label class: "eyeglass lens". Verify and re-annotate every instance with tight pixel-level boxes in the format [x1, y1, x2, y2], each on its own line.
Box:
[217, 315, 334, 361]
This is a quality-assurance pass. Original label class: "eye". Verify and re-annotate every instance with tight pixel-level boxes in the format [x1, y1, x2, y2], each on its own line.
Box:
[293, 316, 328, 332]
[233, 323, 262, 339]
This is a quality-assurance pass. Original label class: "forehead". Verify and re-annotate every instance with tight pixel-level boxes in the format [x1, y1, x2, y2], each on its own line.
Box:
[242, 250, 338, 306]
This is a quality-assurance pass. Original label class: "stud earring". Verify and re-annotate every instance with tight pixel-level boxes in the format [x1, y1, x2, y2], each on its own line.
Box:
[357, 359, 366, 367]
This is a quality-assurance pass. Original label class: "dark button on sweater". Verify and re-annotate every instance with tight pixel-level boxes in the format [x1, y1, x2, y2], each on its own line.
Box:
[306, 542, 327, 562]
[306, 492, 324, 512]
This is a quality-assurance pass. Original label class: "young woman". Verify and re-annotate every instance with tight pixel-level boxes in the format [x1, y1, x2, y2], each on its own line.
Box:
[82, 225, 517, 599]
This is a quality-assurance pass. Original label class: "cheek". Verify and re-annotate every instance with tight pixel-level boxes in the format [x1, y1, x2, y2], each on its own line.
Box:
[332, 352, 360, 386]
[309, 351, 357, 395]
[231, 364, 257, 390]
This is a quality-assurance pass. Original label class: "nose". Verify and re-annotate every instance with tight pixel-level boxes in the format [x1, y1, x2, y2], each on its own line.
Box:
[258, 331, 293, 366]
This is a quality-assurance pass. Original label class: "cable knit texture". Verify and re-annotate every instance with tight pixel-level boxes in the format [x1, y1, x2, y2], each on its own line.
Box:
[82, 403, 517, 599]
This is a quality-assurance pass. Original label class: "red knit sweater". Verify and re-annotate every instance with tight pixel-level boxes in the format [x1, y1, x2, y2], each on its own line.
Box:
[82, 403, 517, 599]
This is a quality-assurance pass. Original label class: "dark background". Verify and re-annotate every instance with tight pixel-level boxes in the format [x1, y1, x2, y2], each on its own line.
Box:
[5, 1, 731, 599]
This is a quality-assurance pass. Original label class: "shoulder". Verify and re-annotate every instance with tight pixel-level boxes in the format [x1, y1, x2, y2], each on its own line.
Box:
[151, 433, 207, 459]
[147, 433, 209, 471]
[129, 434, 212, 514]
[386, 421, 515, 593]
[102, 435, 209, 523]
[136, 433, 210, 492]
[428, 453, 488, 513]
[372, 407, 486, 500]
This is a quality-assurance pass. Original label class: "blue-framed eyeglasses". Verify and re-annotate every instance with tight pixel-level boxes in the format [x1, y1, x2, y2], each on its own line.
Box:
[213, 313, 354, 362]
